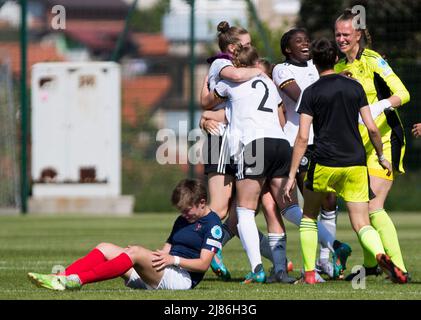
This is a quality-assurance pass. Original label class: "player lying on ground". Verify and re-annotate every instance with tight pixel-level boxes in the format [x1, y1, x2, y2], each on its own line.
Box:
[28, 179, 223, 291]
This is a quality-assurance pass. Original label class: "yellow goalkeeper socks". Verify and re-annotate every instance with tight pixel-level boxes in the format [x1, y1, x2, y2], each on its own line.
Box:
[370, 209, 407, 272]
[358, 225, 385, 259]
[300, 218, 318, 272]
[359, 236, 378, 268]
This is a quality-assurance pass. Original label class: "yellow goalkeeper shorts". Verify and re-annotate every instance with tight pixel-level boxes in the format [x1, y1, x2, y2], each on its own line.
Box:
[359, 109, 406, 181]
[305, 163, 371, 202]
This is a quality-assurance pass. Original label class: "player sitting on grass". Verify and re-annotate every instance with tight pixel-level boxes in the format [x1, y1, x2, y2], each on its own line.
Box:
[28, 179, 223, 291]
[283, 38, 407, 284]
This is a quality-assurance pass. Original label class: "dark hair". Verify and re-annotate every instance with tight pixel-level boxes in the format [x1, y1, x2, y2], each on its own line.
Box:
[280, 28, 309, 58]
[233, 45, 259, 68]
[336, 8, 372, 48]
[217, 21, 249, 53]
[171, 179, 207, 210]
[311, 38, 338, 71]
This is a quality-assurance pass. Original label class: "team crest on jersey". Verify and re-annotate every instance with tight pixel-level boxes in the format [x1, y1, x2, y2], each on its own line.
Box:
[377, 58, 392, 76]
[211, 225, 223, 239]
[300, 156, 309, 167]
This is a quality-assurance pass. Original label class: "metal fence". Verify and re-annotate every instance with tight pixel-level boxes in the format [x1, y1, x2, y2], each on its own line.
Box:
[0, 61, 20, 211]
[0, 0, 419, 212]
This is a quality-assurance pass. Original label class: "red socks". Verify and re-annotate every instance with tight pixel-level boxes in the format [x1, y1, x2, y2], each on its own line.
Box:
[65, 248, 107, 275]
[76, 253, 133, 284]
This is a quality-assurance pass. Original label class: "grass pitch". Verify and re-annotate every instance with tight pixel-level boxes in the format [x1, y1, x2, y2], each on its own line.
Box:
[0, 212, 420, 300]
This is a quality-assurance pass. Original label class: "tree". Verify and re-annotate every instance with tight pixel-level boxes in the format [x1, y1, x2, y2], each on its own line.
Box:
[298, 0, 421, 60]
[129, 0, 170, 33]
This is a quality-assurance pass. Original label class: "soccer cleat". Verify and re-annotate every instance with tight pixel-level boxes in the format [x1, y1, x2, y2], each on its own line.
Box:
[27, 273, 66, 291]
[242, 264, 266, 284]
[376, 254, 408, 284]
[332, 241, 352, 279]
[344, 265, 382, 281]
[287, 260, 294, 273]
[316, 259, 334, 279]
[61, 274, 82, 290]
[266, 270, 296, 284]
[210, 249, 231, 281]
[296, 270, 326, 284]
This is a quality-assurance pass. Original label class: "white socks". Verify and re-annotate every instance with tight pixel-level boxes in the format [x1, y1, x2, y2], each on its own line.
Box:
[237, 207, 262, 271]
[319, 208, 338, 261]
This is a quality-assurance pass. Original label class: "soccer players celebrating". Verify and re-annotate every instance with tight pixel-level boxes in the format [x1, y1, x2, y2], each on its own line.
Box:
[334, 9, 410, 282]
[28, 179, 223, 291]
[200, 21, 262, 281]
[272, 28, 345, 279]
[283, 38, 407, 284]
[203, 45, 296, 284]
[200, 21, 285, 281]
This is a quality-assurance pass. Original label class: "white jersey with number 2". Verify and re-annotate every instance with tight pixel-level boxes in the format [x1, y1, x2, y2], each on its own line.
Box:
[215, 74, 287, 158]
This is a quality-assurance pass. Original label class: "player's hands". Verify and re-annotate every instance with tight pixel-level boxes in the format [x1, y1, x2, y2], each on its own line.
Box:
[203, 119, 221, 135]
[151, 249, 174, 271]
[282, 177, 296, 203]
[379, 158, 393, 176]
[412, 123, 421, 138]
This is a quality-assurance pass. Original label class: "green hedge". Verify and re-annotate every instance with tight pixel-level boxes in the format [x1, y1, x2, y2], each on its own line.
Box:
[122, 159, 187, 213]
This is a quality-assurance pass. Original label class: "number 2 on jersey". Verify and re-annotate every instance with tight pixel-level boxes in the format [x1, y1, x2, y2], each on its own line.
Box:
[252, 80, 272, 113]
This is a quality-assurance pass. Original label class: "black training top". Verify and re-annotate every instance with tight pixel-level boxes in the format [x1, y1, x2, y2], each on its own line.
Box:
[297, 74, 368, 167]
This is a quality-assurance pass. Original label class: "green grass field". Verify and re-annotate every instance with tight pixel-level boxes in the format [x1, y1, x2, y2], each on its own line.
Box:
[0, 212, 420, 300]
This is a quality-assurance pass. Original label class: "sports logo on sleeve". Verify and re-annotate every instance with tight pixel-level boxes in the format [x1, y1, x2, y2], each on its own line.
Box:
[377, 58, 392, 77]
[300, 155, 309, 167]
[210, 225, 223, 239]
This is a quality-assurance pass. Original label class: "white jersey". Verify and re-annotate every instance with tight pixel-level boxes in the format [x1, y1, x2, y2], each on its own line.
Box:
[215, 74, 287, 158]
[272, 59, 319, 146]
[208, 58, 233, 112]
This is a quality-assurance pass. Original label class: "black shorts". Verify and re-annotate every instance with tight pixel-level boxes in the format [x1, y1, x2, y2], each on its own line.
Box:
[236, 138, 291, 180]
[298, 144, 315, 174]
[202, 132, 237, 176]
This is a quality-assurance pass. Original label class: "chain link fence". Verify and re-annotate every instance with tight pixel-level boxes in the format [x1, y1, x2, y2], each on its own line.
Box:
[0, 0, 419, 212]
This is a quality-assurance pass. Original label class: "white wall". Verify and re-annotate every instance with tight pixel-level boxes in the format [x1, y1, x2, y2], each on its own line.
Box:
[31, 62, 121, 197]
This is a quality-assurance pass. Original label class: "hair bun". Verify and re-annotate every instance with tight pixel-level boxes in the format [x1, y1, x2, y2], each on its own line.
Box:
[217, 21, 230, 33]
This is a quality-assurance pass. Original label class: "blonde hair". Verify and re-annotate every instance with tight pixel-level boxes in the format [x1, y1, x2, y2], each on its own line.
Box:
[217, 21, 249, 53]
[232, 46, 259, 68]
[336, 8, 372, 48]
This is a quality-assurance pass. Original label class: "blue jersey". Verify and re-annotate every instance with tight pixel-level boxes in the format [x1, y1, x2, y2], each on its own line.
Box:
[167, 211, 223, 288]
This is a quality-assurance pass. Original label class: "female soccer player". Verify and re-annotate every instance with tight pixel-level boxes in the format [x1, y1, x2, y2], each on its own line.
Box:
[283, 38, 407, 284]
[202, 45, 298, 284]
[269, 28, 349, 279]
[334, 9, 410, 281]
[200, 21, 280, 281]
[27, 179, 223, 291]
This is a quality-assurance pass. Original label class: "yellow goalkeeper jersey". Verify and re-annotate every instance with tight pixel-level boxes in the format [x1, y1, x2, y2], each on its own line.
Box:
[335, 48, 410, 180]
